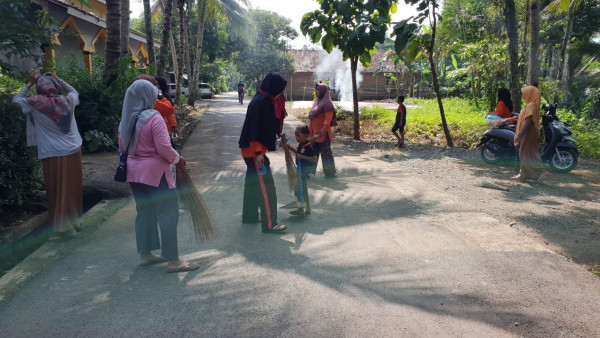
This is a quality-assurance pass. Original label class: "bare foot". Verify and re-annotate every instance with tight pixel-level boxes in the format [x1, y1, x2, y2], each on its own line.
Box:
[139, 253, 167, 266]
[510, 175, 524, 181]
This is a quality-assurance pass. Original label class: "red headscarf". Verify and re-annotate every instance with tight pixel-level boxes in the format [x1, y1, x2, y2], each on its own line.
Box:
[27, 76, 72, 133]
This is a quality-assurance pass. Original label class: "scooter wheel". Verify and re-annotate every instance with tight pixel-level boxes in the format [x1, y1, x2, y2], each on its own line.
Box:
[549, 147, 578, 173]
[481, 144, 502, 164]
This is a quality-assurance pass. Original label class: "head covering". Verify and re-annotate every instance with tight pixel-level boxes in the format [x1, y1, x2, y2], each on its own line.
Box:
[154, 76, 174, 106]
[132, 74, 159, 87]
[120, 80, 160, 154]
[497, 88, 513, 112]
[515, 86, 542, 145]
[309, 83, 337, 126]
[26, 76, 72, 133]
[257, 73, 288, 120]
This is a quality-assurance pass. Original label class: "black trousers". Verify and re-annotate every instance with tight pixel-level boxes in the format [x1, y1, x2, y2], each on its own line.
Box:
[242, 156, 278, 231]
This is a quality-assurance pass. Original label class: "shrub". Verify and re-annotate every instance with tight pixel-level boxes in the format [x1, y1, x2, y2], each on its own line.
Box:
[55, 55, 145, 152]
[0, 73, 42, 207]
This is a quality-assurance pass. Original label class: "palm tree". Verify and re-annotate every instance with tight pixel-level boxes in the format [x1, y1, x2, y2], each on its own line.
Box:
[105, 0, 121, 83]
[143, 0, 155, 69]
[528, 0, 541, 86]
[504, 0, 522, 111]
[156, 0, 174, 77]
[175, 0, 187, 104]
[120, 0, 130, 57]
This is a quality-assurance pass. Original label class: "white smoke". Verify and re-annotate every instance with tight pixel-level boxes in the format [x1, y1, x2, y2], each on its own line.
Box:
[314, 49, 363, 102]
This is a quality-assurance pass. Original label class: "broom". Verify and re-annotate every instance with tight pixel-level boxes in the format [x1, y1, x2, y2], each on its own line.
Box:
[176, 166, 217, 243]
[280, 133, 299, 193]
[279, 134, 305, 209]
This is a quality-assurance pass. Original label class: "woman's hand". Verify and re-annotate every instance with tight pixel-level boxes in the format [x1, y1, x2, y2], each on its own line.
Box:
[43, 72, 60, 82]
[255, 154, 264, 168]
[26, 69, 39, 88]
[175, 156, 186, 169]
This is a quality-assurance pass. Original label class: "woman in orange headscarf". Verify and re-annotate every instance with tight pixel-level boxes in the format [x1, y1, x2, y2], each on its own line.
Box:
[512, 86, 549, 181]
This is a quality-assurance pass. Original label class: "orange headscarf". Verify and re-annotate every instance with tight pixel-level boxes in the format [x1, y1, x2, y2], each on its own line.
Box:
[515, 86, 541, 145]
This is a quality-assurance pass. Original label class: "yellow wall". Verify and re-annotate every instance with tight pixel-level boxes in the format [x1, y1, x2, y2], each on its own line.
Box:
[64, 0, 107, 19]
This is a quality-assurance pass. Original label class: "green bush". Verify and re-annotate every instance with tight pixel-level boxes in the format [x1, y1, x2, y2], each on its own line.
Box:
[0, 73, 42, 207]
[558, 110, 600, 159]
[55, 55, 145, 152]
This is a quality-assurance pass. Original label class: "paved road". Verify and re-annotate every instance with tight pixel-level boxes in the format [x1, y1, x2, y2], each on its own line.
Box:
[1, 92, 600, 337]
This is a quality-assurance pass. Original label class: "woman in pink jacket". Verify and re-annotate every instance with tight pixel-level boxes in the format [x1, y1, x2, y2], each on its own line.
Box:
[119, 80, 198, 273]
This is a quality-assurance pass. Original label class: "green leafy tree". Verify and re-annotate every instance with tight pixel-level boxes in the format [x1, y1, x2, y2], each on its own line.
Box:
[301, 0, 397, 140]
[393, 0, 454, 147]
[0, 2, 56, 72]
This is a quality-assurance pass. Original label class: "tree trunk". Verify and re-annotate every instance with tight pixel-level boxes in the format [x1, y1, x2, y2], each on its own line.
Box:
[120, 0, 130, 57]
[187, 0, 208, 106]
[169, 28, 178, 81]
[505, 0, 522, 112]
[144, 0, 156, 68]
[561, 4, 576, 103]
[143, 0, 155, 70]
[105, 0, 121, 84]
[350, 57, 360, 140]
[520, 1, 530, 83]
[528, 0, 540, 86]
[156, 0, 174, 77]
[558, 0, 575, 81]
[428, 0, 453, 147]
[175, 0, 186, 104]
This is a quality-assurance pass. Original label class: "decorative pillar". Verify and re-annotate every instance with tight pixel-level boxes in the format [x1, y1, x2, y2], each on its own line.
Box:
[83, 51, 93, 73]
[43, 45, 55, 70]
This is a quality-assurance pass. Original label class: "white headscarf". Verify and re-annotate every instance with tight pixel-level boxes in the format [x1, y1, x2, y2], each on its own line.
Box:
[120, 80, 159, 154]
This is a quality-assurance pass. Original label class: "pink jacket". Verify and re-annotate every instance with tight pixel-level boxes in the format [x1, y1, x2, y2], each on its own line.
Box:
[119, 114, 178, 189]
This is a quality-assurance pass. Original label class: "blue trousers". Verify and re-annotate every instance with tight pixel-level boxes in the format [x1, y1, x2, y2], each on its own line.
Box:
[130, 175, 179, 260]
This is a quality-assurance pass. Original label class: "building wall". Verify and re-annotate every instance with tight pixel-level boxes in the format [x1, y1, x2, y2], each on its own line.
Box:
[285, 72, 399, 101]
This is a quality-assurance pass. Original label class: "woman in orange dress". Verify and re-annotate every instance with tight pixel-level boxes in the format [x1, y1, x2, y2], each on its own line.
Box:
[308, 83, 337, 177]
[512, 86, 549, 181]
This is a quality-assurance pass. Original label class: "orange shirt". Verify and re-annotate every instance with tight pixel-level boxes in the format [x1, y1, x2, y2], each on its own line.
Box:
[154, 97, 176, 134]
[241, 141, 267, 158]
[309, 111, 334, 143]
[495, 101, 512, 119]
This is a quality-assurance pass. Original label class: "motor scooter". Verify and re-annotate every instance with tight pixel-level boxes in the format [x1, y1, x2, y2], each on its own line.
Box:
[476, 104, 578, 173]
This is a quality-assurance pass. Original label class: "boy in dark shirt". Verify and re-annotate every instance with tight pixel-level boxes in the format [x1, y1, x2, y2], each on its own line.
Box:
[285, 125, 317, 216]
[392, 95, 407, 147]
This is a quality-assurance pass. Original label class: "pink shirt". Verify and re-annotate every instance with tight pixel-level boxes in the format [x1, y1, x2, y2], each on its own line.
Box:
[119, 114, 178, 189]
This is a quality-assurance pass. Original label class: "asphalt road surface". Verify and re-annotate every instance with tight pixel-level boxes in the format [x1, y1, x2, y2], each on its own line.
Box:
[1, 92, 600, 337]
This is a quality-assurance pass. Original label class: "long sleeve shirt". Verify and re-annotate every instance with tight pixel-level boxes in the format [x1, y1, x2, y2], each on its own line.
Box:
[154, 97, 176, 134]
[309, 111, 334, 143]
[119, 114, 179, 188]
[12, 80, 82, 159]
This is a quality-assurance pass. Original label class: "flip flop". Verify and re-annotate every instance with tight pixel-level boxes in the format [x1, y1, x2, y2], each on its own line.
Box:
[139, 256, 168, 266]
[289, 209, 306, 216]
[262, 224, 287, 233]
[167, 262, 199, 273]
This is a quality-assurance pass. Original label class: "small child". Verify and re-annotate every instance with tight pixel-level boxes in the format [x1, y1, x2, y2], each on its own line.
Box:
[286, 125, 317, 216]
[392, 95, 407, 147]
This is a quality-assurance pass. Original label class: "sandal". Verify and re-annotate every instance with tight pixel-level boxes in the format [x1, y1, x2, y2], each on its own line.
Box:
[290, 209, 306, 216]
[262, 224, 287, 233]
[167, 262, 200, 273]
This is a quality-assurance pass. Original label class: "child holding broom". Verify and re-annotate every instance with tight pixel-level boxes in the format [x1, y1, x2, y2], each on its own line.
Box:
[285, 125, 317, 216]
[392, 95, 407, 147]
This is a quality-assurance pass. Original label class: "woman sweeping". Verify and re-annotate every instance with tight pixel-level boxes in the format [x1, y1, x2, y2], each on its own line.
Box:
[308, 83, 337, 177]
[119, 80, 198, 272]
[512, 86, 549, 182]
[239, 73, 287, 233]
[13, 70, 83, 241]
